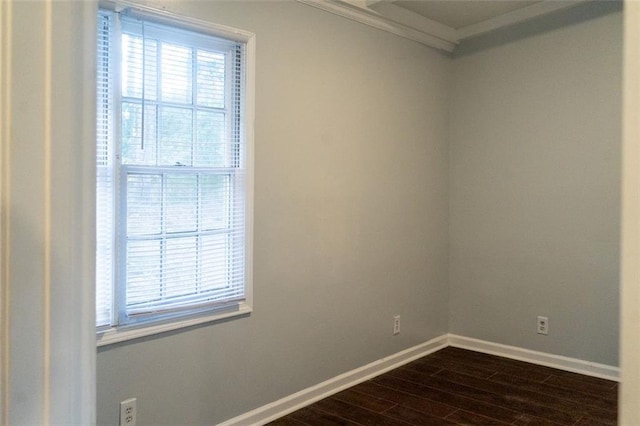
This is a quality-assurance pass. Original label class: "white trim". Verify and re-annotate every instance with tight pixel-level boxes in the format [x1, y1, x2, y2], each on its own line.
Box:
[97, 303, 252, 347]
[48, 2, 98, 423]
[101, 0, 254, 43]
[243, 31, 256, 318]
[1, 2, 97, 423]
[294, 0, 588, 53]
[620, 0, 640, 422]
[295, 0, 457, 52]
[79, 2, 99, 423]
[366, 2, 458, 44]
[455, 0, 587, 40]
[217, 335, 449, 426]
[447, 334, 619, 381]
[217, 333, 620, 425]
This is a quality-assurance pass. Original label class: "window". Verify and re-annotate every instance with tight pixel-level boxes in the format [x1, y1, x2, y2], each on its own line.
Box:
[96, 6, 253, 343]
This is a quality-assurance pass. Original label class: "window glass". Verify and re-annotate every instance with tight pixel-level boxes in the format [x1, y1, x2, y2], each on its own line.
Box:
[96, 9, 251, 334]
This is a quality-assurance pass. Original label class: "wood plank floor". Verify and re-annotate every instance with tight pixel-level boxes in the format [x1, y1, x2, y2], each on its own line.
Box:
[268, 347, 618, 426]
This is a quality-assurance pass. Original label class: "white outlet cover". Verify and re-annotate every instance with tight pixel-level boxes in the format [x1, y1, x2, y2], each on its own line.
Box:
[537, 316, 549, 335]
[120, 398, 137, 426]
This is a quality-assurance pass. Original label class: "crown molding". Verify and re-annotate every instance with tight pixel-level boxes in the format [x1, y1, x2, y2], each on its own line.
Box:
[296, 0, 588, 53]
[295, 0, 457, 52]
[456, 0, 587, 40]
[367, 1, 458, 43]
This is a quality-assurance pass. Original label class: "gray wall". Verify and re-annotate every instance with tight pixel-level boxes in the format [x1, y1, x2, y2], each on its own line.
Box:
[449, 7, 622, 365]
[97, 2, 623, 424]
[97, 1, 451, 424]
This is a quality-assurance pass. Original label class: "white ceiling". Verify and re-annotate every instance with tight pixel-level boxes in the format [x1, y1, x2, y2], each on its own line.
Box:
[392, 0, 542, 29]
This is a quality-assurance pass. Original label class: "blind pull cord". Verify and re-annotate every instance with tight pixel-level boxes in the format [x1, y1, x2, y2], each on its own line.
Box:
[141, 20, 146, 151]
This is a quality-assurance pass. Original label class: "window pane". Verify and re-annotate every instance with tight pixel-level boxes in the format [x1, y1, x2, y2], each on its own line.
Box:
[165, 174, 198, 233]
[122, 34, 143, 98]
[159, 106, 193, 166]
[122, 104, 157, 165]
[97, 9, 249, 328]
[200, 174, 229, 231]
[161, 42, 192, 104]
[195, 110, 224, 146]
[195, 110, 226, 167]
[164, 237, 198, 298]
[122, 101, 142, 159]
[126, 239, 162, 305]
[144, 38, 158, 101]
[127, 174, 162, 235]
[122, 34, 158, 101]
[200, 234, 229, 291]
[197, 50, 225, 108]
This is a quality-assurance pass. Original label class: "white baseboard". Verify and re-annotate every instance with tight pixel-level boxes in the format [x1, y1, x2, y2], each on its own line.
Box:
[217, 334, 449, 426]
[218, 333, 619, 425]
[447, 334, 620, 381]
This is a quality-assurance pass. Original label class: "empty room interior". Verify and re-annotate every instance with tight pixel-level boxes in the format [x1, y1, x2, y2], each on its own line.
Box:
[1, 0, 631, 424]
[94, 0, 622, 423]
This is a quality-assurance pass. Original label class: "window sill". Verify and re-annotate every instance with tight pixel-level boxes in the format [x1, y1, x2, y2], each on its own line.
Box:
[96, 302, 252, 347]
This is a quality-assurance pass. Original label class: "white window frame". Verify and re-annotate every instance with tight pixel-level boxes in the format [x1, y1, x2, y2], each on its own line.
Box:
[96, 1, 255, 347]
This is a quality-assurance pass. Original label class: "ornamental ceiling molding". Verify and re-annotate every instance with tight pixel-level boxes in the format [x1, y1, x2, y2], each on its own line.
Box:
[296, 0, 586, 53]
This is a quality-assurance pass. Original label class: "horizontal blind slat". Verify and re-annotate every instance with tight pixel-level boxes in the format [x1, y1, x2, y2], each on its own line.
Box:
[96, 10, 115, 327]
[97, 8, 248, 328]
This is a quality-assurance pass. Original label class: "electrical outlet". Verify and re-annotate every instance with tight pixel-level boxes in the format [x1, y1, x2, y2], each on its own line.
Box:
[120, 398, 137, 426]
[537, 316, 549, 335]
[393, 315, 400, 335]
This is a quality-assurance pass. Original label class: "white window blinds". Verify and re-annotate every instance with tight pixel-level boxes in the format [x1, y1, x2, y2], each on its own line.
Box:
[97, 10, 114, 327]
[96, 8, 249, 329]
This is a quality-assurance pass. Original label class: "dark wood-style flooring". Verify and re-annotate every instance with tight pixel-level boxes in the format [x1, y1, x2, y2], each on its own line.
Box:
[269, 347, 618, 426]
